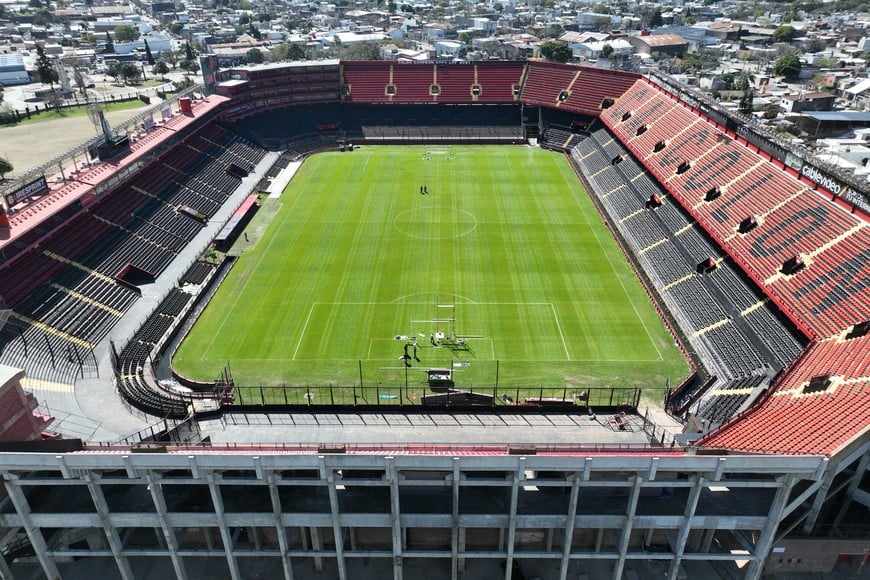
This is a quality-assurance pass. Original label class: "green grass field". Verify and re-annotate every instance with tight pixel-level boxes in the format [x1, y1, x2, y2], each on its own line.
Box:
[13, 99, 147, 126]
[173, 145, 689, 402]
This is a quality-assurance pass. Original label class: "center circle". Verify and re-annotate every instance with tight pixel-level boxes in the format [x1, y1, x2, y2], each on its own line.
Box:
[393, 206, 478, 240]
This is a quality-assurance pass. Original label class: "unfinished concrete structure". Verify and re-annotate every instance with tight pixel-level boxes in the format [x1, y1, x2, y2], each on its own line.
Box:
[0, 444, 855, 580]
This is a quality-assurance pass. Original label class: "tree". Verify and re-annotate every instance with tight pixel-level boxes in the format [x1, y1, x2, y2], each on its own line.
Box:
[600, 43, 614, 59]
[180, 58, 199, 73]
[270, 43, 305, 62]
[762, 103, 779, 120]
[107, 61, 124, 83]
[286, 43, 306, 61]
[772, 25, 796, 43]
[114, 24, 139, 43]
[246, 47, 264, 64]
[268, 43, 288, 61]
[739, 85, 754, 113]
[104, 31, 115, 54]
[162, 50, 178, 69]
[153, 60, 170, 77]
[168, 21, 184, 35]
[173, 75, 195, 92]
[342, 42, 381, 61]
[539, 24, 564, 39]
[184, 41, 195, 61]
[32, 8, 53, 26]
[248, 23, 262, 40]
[539, 41, 572, 63]
[815, 56, 838, 69]
[773, 51, 801, 78]
[119, 62, 142, 84]
[649, 8, 663, 27]
[738, 72, 755, 114]
[144, 38, 155, 65]
[0, 157, 12, 180]
[35, 43, 59, 87]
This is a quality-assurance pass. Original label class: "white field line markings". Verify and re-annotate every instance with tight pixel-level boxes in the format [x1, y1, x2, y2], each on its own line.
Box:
[572, 189, 664, 361]
[550, 303, 571, 360]
[323, 301, 556, 306]
[293, 302, 318, 360]
[389, 291, 478, 304]
[205, 356, 663, 363]
[203, 177, 314, 360]
[295, 302, 572, 360]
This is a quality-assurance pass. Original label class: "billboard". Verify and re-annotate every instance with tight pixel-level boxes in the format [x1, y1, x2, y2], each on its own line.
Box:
[800, 163, 845, 195]
[4, 175, 49, 208]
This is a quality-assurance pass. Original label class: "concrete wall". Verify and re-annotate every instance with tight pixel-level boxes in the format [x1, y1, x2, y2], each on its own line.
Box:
[765, 538, 868, 574]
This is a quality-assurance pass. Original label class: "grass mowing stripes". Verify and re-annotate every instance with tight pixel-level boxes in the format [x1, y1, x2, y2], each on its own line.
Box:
[173, 145, 689, 400]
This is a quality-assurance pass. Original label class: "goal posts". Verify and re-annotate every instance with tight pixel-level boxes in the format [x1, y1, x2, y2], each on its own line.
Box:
[409, 296, 457, 341]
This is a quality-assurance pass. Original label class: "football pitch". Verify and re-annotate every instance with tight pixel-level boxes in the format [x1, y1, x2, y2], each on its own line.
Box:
[173, 145, 689, 401]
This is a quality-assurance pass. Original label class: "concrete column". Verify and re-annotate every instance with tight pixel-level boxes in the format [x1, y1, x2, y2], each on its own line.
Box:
[145, 473, 187, 580]
[386, 457, 403, 580]
[266, 473, 294, 580]
[612, 475, 643, 580]
[830, 451, 870, 531]
[666, 475, 705, 580]
[0, 545, 14, 579]
[319, 456, 347, 580]
[310, 527, 323, 571]
[205, 472, 241, 580]
[451, 457, 461, 580]
[2, 476, 61, 580]
[248, 526, 261, 550]
[559, 472, 581, 580]
[84, 473, 135, 580]
[457, 529, 467, 575]
[700, 529, 715, 553]
[594, 528, 604, 553]
[504, 458, 525, 580]
[204, 526, 215, 551]
[744, 475, 798, 579]
[154, 527, 167, 549]
[797, 473, 833, 535]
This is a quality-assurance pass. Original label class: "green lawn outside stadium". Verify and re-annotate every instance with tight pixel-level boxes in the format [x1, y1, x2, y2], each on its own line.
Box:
[172, 145, 690, 403]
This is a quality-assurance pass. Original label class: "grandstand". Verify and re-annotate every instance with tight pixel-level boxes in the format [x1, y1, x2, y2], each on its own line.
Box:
[0, 61, 866, 580]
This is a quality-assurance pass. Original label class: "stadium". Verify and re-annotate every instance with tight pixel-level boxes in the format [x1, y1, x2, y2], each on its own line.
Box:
[0, 59, 866, 579]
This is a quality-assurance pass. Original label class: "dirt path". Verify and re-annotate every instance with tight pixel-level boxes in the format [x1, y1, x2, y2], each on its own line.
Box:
[0, 107, 150, 177]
